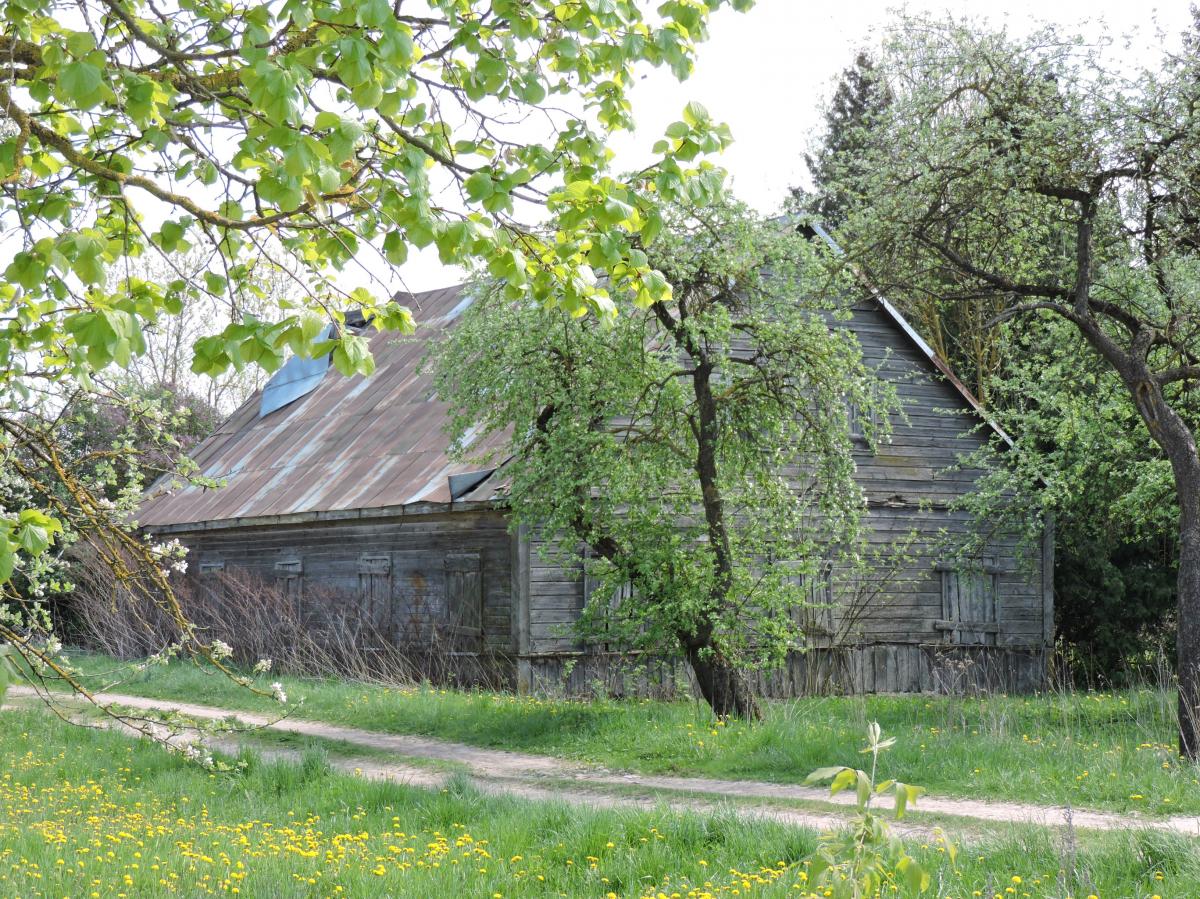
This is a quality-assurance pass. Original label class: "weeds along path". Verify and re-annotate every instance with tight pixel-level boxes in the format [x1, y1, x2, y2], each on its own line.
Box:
[9, 686, 1200, 839]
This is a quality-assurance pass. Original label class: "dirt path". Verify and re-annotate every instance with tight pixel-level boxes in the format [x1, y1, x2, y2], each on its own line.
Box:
[10, 686, 1200, 838]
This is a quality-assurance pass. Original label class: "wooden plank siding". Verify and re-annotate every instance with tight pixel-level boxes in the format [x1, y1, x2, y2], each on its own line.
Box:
[170, 509, 516, 683]
[519, 300, 1048, 695]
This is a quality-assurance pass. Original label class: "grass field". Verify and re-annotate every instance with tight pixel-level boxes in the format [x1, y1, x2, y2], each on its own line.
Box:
[2, 706, 1196, 899]
[57, 652, 1199, 817]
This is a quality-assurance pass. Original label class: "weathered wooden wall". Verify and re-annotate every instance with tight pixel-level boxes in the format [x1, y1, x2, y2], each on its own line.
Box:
[168, 508, 517, 682]
[517, 299, 1051, 695]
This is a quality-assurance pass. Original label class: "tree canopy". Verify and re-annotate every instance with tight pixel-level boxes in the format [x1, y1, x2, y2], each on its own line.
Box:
[434, 199, 890, 717]
[825, 16, 1200, 753]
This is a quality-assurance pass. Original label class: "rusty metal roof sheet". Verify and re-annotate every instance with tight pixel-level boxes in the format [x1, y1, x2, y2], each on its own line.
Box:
[139, 285, 509, 529]
[141, 264, 1009, 532]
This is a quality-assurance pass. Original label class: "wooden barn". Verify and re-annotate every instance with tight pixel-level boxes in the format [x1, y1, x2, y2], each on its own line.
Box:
[139, 272, 1053, 696]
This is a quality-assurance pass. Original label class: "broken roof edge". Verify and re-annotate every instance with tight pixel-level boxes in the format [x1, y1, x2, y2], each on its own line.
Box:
[801, 219, 1015, 449]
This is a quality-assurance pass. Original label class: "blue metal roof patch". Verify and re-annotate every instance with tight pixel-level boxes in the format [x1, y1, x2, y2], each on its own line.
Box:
[259, 324, 334, 418]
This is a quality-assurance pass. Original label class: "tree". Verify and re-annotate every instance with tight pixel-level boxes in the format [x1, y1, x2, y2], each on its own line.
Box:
[793, 50, 892, 229]
[829, 18, 1200, 755]
[793, 49, 1015, 403]
[0, 0, 751, 725]
[977, 315, 1178, 681]
[433, 200, 889, 718]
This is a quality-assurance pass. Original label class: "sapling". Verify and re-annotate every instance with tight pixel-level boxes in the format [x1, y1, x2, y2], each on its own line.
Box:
[804, 721, 953, 897]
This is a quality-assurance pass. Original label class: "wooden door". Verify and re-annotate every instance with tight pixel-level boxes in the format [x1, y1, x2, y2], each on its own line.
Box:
[445, 552, 483, 649]
[357, 553, 393, 642]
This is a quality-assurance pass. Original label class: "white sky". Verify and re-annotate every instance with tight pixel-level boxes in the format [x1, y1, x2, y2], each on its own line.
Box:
[394, 0, 1195, 292]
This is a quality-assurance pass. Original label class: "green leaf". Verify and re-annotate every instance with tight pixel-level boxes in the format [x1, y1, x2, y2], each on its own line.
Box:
[892, 781, 924, 819]
[855, 770, 871, 807]
[896, 856, 930, 892]
[314, 110, 341, 130]
[16, 522, 50, 555]
[464, 171, 494, 202]
[383, 230, 409, 266]
[682, 100, 708, 125]
[352, 80, 383, 110]
[829, 768, 857, 796]
[59, 61, 102, 105]
[0, 536, 13, 582]
[331, 333, 375, 377]
[66, 31, 97, 56]
[336, 38, 372, 88]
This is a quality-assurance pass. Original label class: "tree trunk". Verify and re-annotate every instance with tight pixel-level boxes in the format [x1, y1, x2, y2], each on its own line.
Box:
[1117, 365, 1200, 760]
[1178, 494, 1200, 759]
[684, 639, 762, 720]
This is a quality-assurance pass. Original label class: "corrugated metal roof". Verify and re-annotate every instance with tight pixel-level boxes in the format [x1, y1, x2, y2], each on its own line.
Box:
[141, 265, 1009, 532]
[139, 285, 509, 529]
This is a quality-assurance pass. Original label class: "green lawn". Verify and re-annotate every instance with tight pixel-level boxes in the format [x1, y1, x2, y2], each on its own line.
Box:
[1, 706, 1195, 899]
[50, 652, 1200, 816]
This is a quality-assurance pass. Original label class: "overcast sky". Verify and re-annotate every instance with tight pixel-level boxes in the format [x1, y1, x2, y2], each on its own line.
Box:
[394, 0, 1196, 292]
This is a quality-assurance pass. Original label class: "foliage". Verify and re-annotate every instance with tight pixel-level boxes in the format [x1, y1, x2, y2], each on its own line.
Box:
[433, 198, 891, 716]
[0, 0, 746, 394]
[982, 318, 1178, 681]
[791, 50, 892, 230]
[792, 47, 1006, 403]
[104, 248, 292, 413]
[0, 0, 752, 729]
[822, 15, 1200, 753]
[60, 384, 223, 493]
[804, 723, 938, 898]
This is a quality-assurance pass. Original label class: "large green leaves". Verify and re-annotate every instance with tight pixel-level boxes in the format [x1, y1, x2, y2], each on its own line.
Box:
[0, 511, 63, 582]
[0, 0, 752, 591]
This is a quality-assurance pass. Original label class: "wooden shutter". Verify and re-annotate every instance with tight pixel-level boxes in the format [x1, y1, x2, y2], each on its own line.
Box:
[936, 560, 999, 645]
[357, 553, 393, 638]
[445, 552, 483, 640]
[787, 560, 835, 638]
[846, 391, 877, 448]
[582, 557, 633, 652]
[274, 557, 303, 617]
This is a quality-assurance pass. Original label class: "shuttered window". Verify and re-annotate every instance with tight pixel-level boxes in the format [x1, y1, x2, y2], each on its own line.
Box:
[198, 559, 225, 575]
[583, 570, 633, 651]
[936, 560, 999, 645]
[358, 553, 392, 637]
[846, 394, 878, 448]
[786, 560, 835, 638]
[445, 552, 483, 638]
